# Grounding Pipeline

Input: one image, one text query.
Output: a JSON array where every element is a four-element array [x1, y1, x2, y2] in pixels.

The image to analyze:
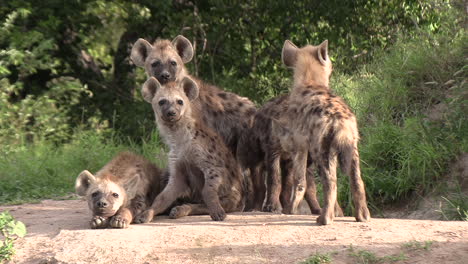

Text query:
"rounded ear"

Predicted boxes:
[[142, 77, 161, 103], [181, 76, 199, 101], [317, 40, 329, 65], [172, 35, 193, 63], [282, 40, 299, 68], [123, 173, 141, 192], [131, 38, 153, 67], [75, 170, 96, 196]]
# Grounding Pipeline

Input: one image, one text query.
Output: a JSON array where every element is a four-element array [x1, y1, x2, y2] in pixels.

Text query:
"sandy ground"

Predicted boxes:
[[1, 199, 467, 264]]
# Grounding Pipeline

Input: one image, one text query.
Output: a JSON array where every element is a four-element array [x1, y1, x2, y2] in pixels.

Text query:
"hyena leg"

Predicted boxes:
[[252, 164, 266, 211], [317, 152, 338, 225], [110, 207, 132, 228], [90, 215, 110, 229], [340, 145, 370, 222], [202, 169, 227, 221], [263, 152, 282, 213], [283, 150, 308, 214], [169, 203, 210, 219], [280, 159, 293, 213], [304, 166, 322, 215], [134, 175, 189, 224]]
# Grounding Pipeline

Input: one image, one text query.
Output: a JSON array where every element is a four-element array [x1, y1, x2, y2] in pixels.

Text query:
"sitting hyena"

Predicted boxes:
[[75, 152, 167, 228], [274, 39, 371, 225], [238, 95, 344, 216], [133, 76, 245, 223], [130, 35, 256, 156]]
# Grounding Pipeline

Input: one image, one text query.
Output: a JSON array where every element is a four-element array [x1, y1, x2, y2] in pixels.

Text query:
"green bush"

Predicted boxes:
[[0, 211, 26, 262]]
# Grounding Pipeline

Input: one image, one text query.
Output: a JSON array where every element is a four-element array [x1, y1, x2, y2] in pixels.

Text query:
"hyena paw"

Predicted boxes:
[[90, 216, 109, 229], [134, 209, 154, 224], [262, 202, 282, 213], [316, 214, 333, 226], [169, 206, 188, 219], [355, 207, 371, 222], [210, 208, 226, 221], [110, 215, 129, 228]]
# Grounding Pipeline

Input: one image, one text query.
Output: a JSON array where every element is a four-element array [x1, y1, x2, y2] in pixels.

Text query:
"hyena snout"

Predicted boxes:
[[159, 71, 171, 82], [161, 108, 180, 122], [96, 200, 109, 208]]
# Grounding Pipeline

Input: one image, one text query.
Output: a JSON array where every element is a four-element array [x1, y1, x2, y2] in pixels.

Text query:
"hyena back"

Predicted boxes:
[[134, 76, 245, 223], [131, 36, 256, 155], [277, 40, 370, 225], [75, 151, 167, 228]]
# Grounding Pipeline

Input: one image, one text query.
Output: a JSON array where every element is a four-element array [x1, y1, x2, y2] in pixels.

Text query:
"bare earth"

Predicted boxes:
[[2, 199, 467, 264]]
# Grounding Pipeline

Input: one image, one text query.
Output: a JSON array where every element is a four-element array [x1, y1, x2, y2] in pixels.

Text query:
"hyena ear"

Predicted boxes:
[[172, 35, 193, 63], [181, 76, 199, 101], [317, 40, 329, 65], [131, 38, 153, 67], [141, 77, 161, 103], [123, 173, 141, 192], [282, 40, 299, 68], [75, 170, 97, 196]]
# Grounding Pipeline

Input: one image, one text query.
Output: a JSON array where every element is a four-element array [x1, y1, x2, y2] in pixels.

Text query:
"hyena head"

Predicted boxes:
[[282, 40, 332, 87], [131, 35, 193, 85], [75, 170, 134, 217], [141, 76, 199, 125]]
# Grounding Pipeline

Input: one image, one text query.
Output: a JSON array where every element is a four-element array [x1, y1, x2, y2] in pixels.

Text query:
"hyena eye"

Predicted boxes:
[[158, 99, 167, 106], [170, 60, 177, 66], [112, 193, 119, 198], [177, 99, 184, 105], [91, 192, 99, 198], [151, 61, 161, 67]]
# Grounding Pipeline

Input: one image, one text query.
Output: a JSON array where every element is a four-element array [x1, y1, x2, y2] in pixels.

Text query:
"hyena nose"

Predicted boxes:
[[167, 110, 176, 117], [161, 72, 170, 80], [97, 201, 108, 208]]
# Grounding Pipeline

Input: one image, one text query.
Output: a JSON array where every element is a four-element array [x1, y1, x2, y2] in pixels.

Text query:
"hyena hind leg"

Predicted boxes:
[[169, 203, 210, 219], [339, 145, 370, 222]]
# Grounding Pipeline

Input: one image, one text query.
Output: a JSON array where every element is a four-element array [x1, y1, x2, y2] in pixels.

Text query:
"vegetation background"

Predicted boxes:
[[0, 0, 466, 220]]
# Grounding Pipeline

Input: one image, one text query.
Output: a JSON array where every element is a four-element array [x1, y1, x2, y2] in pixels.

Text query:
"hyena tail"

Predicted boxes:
[[338, 143, 371, 221]]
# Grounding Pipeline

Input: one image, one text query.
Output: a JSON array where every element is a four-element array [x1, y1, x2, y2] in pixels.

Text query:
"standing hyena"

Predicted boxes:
[[274, 39, 371, 225], [134, 76, 245, 223], [75, 152, 167, 228], [130, 35, 256, 156], [238, 95, 344, 216]]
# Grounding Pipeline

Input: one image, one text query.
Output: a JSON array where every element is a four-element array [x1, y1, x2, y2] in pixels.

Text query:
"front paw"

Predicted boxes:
[[133, 209, 154, 224], [210, 208, 226, 221], [90, 216, 109, 229], [110, 215, 129, 228], [263, 201, 282, 213]]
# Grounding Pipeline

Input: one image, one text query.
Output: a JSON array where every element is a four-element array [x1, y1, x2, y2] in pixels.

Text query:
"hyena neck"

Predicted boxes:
[[174, 67, 190, 83], [157, 114, 196, 149], [293, 68, 329, 89]]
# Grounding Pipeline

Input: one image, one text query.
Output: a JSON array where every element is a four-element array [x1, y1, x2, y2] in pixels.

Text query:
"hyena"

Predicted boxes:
[[274, 39, 371, 225], [134, 76, 245, 223], [75, 152, 167, 228], [238, 95, 344, 215], [130, 35, 256, 156]]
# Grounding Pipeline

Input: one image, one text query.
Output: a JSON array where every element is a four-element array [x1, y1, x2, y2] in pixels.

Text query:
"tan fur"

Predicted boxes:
[[131, 36, 256, 156], [75, 152, 166, 228], [278, 40, 370, 225], [134, 77, 245, 224]]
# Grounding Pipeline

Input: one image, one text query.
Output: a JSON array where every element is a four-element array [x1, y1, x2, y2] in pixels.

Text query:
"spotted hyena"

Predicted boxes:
[[75, 152, 167, 228], [274, 39, 371, 225], [238, 95, 344, 216], [130, 35, 256, 156], [133, 76, 245, 223]]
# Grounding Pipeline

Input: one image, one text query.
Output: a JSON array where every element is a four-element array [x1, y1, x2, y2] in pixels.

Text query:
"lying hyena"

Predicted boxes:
[[75, 152, 167, 228], [238, 95, 344, 216], [274, 39, 371, 225], [134, 76, 245, 223], [131, 35, 256, 156]]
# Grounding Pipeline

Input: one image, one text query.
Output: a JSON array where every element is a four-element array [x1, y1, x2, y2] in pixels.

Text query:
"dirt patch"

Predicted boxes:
[[2, 199, 467, 264]]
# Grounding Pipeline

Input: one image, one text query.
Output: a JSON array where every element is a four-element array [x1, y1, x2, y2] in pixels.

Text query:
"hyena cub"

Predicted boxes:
[[275, 39, 371, 225], [131, 35, 256, 156], [75, 152, 167, 228], [134, 76, 245, 223]]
